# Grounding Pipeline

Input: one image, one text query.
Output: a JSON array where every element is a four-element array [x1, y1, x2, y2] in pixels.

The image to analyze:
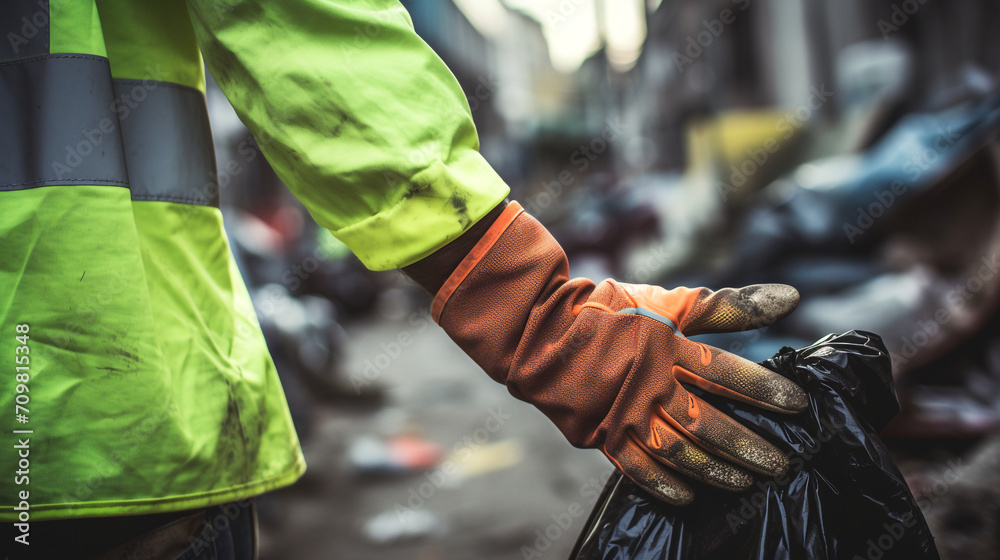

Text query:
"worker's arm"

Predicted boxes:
[[187, 0, 807, 505], [185, 0, 508, 270]]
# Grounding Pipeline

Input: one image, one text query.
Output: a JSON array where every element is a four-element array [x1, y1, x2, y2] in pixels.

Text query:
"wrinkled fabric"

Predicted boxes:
[[1, 0, 305, 522], [3, 0, 506, 521], [186, 0, 510, 269], [0, 190, 304, 521], [570, 331, 940, 560]]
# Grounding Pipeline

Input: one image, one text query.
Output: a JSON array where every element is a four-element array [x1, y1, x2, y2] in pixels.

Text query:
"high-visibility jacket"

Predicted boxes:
[[0, 0, 508, 521]]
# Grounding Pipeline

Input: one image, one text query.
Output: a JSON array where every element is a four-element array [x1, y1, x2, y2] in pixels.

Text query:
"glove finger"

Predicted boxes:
[[657, 393, 789, 477], [679, 284, 800, 336], [645, 414, 754, 491], [675, 341, 808, 414], [605, 435, 695, 506]]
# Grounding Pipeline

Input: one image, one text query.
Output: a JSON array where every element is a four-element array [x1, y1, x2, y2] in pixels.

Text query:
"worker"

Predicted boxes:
[[0, 0, 807, 558]]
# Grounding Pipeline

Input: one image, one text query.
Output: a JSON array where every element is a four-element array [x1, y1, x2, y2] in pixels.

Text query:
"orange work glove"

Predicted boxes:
[[430, 202, 808, 505]]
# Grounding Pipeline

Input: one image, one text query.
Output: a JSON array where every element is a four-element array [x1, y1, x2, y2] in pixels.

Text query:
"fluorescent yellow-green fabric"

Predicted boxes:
[[50, 0, 107, 57], [186, 0, 511, 270], [0, 190, 304, 521], [2, 0, 508, 520], [97, 0, 205, 91], [129, 202, 305, 511], [1, 0, 303, 521]]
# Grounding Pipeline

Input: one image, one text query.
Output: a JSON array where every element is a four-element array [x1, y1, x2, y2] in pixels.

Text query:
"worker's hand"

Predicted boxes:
[[431, 202, 807, 505]]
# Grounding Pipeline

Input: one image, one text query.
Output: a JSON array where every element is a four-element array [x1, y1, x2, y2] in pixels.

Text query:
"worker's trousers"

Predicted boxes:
[[4, 499, 257, 560]]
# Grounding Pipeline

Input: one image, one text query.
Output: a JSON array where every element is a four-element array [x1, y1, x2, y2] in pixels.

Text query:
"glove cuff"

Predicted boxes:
[[431, 201, 526, 323]]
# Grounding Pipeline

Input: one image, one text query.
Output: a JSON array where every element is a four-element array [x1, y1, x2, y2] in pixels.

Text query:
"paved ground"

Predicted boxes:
[[257, 286, 609, 560]]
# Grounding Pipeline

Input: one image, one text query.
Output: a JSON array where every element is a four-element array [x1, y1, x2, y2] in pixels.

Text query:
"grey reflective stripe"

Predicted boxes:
[[617, 307, 687, 339], [114, 79, 220, 207], [0, 55, 220, 207], [0, 54, 130, 191], [0, 0, 50, 60]]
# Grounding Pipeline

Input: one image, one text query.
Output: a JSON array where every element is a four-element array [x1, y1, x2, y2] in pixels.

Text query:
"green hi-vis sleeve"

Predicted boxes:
[[185, 0, 510, 270]]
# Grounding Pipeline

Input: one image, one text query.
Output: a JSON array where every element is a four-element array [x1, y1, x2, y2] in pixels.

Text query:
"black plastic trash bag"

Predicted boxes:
[[570, 331, 939, 560]]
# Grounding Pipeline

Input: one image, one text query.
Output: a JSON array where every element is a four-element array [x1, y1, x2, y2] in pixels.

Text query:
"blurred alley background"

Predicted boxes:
[[202, 0, 1000, 558]]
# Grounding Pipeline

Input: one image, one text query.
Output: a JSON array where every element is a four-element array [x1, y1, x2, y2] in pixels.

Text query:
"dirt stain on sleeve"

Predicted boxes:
[[449, 192, 471, 228]]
